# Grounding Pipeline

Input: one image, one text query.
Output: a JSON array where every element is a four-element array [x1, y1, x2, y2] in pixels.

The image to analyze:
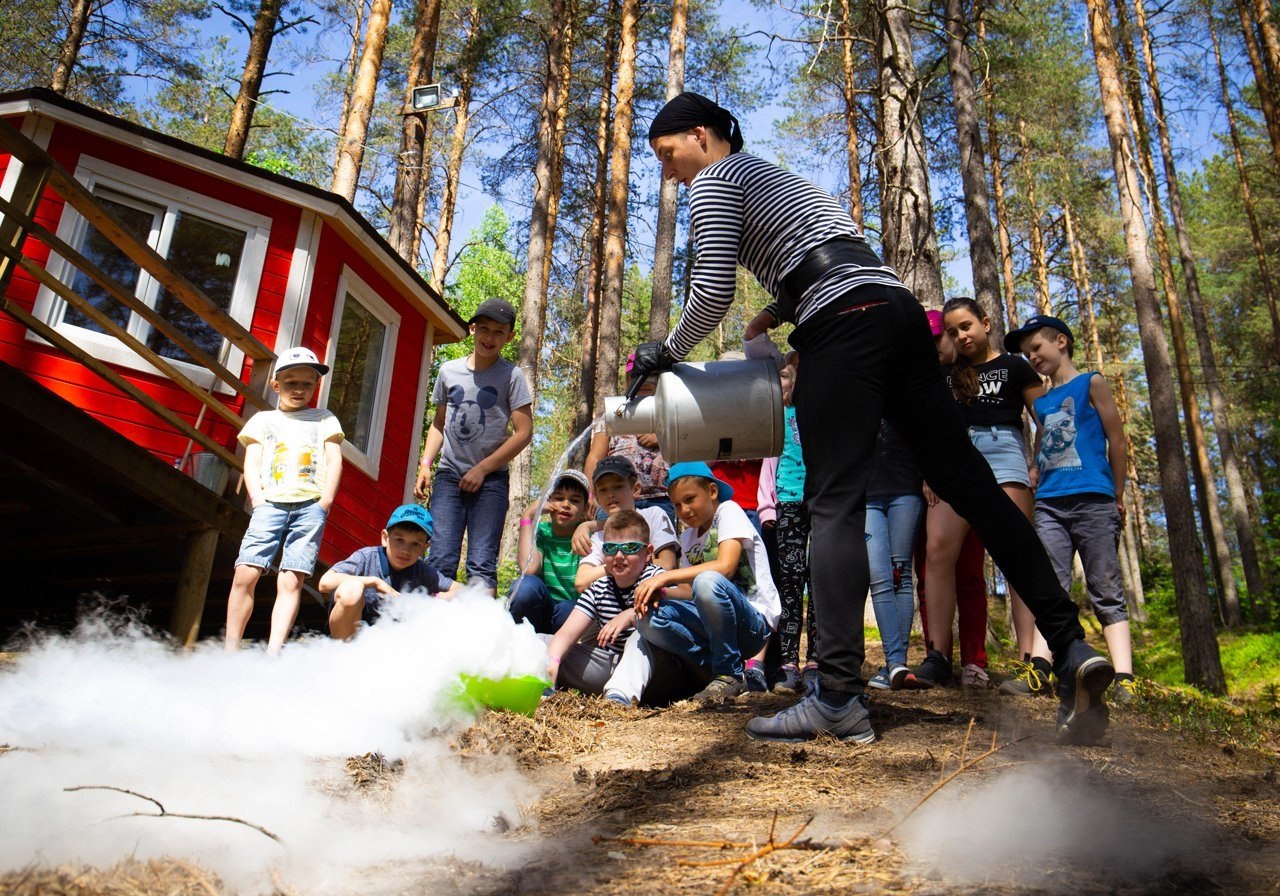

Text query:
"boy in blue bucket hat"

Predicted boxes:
[[631, 462, 781, 702], [320, 504, 461, 639]]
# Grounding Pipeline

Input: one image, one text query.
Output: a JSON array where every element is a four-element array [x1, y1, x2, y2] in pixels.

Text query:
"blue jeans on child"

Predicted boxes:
[[865, 493, 924, 670], [235, 498, 328, 574], [635, 572, 771, 679], [508, 574, 578, 634], [427, 467, 509, 588]]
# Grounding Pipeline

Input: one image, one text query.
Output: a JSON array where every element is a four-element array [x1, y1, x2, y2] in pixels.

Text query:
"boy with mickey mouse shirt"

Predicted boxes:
[[414, 298, 533, 592]]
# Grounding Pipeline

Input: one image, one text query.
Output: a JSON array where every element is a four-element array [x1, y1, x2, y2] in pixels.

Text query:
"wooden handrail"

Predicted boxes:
[[0, 192, 270, 411], [0, 119, 274, 364]]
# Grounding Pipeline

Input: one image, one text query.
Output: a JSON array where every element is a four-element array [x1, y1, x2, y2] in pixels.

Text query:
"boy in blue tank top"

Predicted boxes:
[[1008, 316, 1136, 703]]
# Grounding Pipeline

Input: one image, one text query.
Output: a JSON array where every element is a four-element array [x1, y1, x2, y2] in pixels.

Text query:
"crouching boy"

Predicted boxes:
[[632, 462, 780, 701], [320, 504, 460, 639], [546, 510, 663, 699]]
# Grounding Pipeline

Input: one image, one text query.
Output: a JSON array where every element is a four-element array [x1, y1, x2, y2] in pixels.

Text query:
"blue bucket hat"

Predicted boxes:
[[386, 504, 434, 538], [666, 461, 734, 502]]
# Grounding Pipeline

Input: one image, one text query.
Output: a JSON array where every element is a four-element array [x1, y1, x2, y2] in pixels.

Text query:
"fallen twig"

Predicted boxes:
[[881, 722, 1032, 838], [65, 785, 282, 844]]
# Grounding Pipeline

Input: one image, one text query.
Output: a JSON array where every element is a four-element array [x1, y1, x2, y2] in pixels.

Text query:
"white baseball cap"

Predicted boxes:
[[273, 347, 329, 377]]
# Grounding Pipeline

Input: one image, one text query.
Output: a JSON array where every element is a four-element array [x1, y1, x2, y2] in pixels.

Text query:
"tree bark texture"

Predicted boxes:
[[1087, 0, 1225, 694], [945, 0, 1003, 345], [873, 0, 945, 309], [977, 17, 1018, 332], [840, 0, 865, 229], [430, 5, 480, 291], [51, 0, 95, 93], [1131, 0, 1263, 614], [648, 0, 689, 341], [1016, 119, 1051, 316], [1209, 8, 1280, 362], [1232, 0, 1280, 173], [575, 0, 620, 435], [331, 0, 393, 202], [594, 0, 639, 411], [388, 0, 444, 263], [223, 0, 283, 160]]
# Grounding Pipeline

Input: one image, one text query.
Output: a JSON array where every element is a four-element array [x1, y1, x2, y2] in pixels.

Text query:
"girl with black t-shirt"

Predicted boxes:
[[916, 297, 1051, 692]]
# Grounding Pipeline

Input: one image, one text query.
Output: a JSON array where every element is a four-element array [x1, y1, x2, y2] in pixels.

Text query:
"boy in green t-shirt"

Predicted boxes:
[[508, 470, 590, 633]]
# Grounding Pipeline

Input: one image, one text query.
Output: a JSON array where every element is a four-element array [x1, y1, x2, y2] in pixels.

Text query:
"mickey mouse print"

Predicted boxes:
[[431, 356, 533, 475]]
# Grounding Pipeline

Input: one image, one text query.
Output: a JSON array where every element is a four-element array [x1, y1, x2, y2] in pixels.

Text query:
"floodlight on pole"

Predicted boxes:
[[405, 83, 457, 115]]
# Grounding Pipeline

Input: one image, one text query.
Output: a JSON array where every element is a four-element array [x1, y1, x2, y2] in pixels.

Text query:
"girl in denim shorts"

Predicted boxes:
[[915, 297, 1050, 692]]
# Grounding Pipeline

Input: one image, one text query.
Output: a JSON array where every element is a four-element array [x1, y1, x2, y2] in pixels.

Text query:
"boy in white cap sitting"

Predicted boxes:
[[224, 347, 344, 654], [321, 504, 462, 639]]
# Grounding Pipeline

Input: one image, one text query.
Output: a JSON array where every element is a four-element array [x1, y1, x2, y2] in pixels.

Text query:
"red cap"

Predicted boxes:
[[926, 309, 945, 337]]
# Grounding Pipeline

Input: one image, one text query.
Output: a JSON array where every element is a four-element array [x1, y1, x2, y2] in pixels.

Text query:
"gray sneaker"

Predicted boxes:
[[1056, 641, 1115, 746], [746, 692, 876, 743], [692, 674, 746, 702]]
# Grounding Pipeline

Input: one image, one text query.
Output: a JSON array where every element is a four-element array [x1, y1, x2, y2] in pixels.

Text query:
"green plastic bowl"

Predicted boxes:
[[447, 673, 550, 717]]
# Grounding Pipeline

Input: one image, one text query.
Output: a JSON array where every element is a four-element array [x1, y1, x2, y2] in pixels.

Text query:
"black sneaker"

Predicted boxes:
[[914, 648, 955, 688], [746, 692, 876, 743], [997, 658, 1053, 697], [691, 674, 746, 702], [773, 665, 802, 694], [1055, 641, 1115, 745]]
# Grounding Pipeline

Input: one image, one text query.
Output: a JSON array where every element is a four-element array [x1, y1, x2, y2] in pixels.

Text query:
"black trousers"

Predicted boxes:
[[789, 285, 1086, 695]]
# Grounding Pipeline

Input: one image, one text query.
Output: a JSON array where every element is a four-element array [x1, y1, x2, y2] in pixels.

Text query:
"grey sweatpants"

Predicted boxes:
[[1034, 495, 1129, 626]]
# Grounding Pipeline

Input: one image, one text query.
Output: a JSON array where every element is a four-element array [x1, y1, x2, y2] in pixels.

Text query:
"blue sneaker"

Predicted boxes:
[[773, 665, 802, 694], [604, 691, 632, 708], [867, 667, 892, 690], [746, 692, 876, 743], [744, 666, 769, 693]]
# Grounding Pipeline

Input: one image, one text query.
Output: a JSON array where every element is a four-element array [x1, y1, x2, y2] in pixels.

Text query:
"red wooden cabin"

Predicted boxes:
[[0, 88, 464, 642]]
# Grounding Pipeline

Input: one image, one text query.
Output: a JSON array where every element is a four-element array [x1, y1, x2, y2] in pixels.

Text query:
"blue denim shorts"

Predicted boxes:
[[969, 425, 1030, 487], [235, 499, 328, 574]]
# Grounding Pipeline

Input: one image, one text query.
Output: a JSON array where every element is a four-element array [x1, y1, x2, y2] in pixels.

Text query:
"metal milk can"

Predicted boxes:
[[602, 359, 783, 463]]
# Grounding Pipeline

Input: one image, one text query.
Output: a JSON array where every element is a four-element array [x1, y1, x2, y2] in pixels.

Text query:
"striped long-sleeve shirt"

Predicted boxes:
[[662, 153, 904, 360]]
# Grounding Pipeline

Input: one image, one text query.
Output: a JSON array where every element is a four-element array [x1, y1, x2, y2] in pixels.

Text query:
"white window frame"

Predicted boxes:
[[31, 156, 271, 393], [322, 265, 400, 479]]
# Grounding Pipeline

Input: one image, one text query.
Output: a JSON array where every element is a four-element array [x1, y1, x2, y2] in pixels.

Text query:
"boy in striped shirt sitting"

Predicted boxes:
[[545, 510, 663, 701]]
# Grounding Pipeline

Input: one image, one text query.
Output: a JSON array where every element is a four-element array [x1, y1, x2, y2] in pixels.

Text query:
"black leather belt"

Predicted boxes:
[[777, 236, 885, 323]]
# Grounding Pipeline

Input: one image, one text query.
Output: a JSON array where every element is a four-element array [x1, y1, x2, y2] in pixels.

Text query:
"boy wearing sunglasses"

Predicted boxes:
[[632, 462, 781, 702], [574, 456, 679, 591], [546, 510, 663, 699]]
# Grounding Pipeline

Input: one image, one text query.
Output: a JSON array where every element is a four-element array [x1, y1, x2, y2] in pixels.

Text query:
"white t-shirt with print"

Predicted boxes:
[[580, 506, 679, 568], [679, 499, 780, 629], [238, 408, 344, 503]]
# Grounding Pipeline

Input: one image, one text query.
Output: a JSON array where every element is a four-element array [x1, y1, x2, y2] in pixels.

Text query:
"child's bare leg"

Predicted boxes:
[[924, 500, 967, 657], [225, 564, 262, 650], [328, 579, 367, 640], [1102, 620, 1133, 675], [267, 570, 305, 655]]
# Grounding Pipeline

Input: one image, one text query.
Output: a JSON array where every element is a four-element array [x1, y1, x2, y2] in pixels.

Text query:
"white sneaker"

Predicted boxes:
[[961, 663, 991, 689]]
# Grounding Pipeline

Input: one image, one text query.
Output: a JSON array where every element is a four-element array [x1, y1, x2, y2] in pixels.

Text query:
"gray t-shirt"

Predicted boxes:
[[431, 357, 532, 475]]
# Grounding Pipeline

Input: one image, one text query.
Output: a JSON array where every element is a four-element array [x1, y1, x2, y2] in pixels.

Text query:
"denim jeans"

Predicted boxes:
[[865, 493, 924, 669], [508, 574, 578, 634], [634, 571, 772, 678], [235, 498, 328, 574], [790, 283, 1085, 695], [427, 467, 509, 588]]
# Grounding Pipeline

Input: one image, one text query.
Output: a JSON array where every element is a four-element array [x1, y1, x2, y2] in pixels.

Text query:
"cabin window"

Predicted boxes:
[[323, 267, 400, 477], [34, 157, 270, 390]]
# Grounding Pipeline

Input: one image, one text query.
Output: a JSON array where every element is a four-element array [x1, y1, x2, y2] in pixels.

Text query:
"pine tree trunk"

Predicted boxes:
[[1232, 0, 1280, 172], [1251, 0, 1280, 103], [1105, 318, 1151, 561], [430, 6, 479, 292], [333, 0, 367, 172], [1132, 0, 1264, 615], [388, 0, 444, 263], [51, 0, 95, 93], [946, 0, 1003, 344], [594, 0, 640, 412], [840, 0, 865, 229], [1209, 9, 1280, 362], [331, 0, 393, 201], [873, 0, 945, 309], [1115, 0, 1240, 626], [976, 18, 1017, 332], [575, 0, 620, 436], [1016, 119, 1052, 316], [1087, 0, 1225, 694], [223, 0, 283, 160], [647, 0, 688, 341]]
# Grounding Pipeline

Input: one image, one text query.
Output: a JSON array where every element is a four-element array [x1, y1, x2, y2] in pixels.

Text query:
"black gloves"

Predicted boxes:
[[625, 341, 675, 399]]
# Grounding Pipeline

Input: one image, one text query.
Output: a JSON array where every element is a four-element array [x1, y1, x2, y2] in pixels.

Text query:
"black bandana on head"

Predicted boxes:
[[647, 92, 744, 153]]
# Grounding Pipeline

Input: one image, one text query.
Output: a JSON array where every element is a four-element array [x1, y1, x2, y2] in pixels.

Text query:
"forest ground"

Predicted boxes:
[[3, 645, 1278, 895]]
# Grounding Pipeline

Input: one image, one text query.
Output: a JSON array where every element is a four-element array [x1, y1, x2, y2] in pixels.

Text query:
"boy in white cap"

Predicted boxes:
[[225, 347, 344, 654]]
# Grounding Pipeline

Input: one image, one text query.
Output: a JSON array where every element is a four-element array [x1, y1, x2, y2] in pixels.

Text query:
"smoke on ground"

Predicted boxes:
[[0, 590, 547, 894]]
